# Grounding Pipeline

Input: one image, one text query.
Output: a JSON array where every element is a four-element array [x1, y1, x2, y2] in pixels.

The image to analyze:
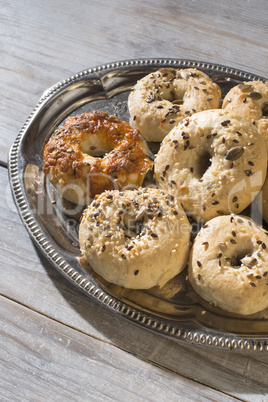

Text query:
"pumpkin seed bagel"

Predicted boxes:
[[154, 109, 267, 222], [128, 68, 221, 142], [188, 215, 268, 315], [222, 80, 268, 155]]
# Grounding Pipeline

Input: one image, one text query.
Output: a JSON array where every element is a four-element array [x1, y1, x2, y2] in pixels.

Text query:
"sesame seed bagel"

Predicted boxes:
[[188, 215, 268, 315], [79, 188, 191, 289], [128, 68, 221, 142], [43, 111, 153, 205], [154, 109, 267, 222], [222, 81, 268, 155]]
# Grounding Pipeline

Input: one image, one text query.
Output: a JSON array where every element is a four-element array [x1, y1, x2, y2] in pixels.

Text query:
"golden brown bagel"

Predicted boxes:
[[43, 111, 153, 205]]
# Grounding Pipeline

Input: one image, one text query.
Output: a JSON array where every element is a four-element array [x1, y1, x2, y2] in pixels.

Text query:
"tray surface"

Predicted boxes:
[[9, 58, 268, 352]]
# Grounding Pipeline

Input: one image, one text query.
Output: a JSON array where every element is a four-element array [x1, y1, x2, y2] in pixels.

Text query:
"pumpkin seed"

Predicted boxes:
[[247, 91, 262, 100], [238, 83, 252, 92], [225, 146, 244, 161]]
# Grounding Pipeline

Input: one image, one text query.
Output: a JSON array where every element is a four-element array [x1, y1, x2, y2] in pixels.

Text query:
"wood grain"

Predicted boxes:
[[2, 296, 236, 402], [1, 0, 268, 399], [1, 0, 268, 165]]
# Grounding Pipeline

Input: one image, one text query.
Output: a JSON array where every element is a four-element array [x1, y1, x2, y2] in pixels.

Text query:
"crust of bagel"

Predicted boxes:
[[128, 68, 221, 142], [79, 188, 191, 289], [154, 109, 267, 222], [43, 111, 153, 204], [188, 215, 268, 315], [222, 81, 268, 154]]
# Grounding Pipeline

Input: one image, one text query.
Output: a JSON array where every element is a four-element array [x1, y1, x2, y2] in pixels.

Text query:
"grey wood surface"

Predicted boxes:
[[1, 0, 268, 400]]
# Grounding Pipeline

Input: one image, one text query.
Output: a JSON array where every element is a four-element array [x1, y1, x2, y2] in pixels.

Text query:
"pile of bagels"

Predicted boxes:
[[43, 67, 268, 316]]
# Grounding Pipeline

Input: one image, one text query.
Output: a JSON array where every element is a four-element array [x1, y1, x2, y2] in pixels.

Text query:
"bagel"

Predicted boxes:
[[188, 215, 268, 315], [256, 175, 268, 225], [43, 111, 153, 205], [79, 188, 191, 289], [154, 109, 267, 222], [128, 67, 221, 142], [222, 80, 268, 155]]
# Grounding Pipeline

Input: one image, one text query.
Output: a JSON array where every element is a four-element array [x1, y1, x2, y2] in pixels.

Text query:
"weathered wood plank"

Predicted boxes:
[[2, 166, 268, 400], [1, 0, 268, 398], [1, 0, 267, 164], [0, 296, 237, 402]]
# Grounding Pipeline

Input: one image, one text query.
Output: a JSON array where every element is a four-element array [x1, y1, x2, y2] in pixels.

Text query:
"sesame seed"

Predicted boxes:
[[134, 270, 139, 275], [250, 282, 257, 287], [197, 260, 202, 267]]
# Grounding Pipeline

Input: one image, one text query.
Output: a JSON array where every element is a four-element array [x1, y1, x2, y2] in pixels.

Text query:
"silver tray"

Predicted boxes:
[[9, 58, 268, 352]]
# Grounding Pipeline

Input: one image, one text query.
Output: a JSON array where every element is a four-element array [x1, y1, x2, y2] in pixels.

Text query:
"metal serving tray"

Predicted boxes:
[[9, 58, 268, 352]]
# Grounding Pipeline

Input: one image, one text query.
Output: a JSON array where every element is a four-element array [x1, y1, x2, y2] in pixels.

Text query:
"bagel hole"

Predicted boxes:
[[86, 146, 113, 158], [230, 250, 254, 268], [122, 212, 146, 237], [170, 89, 185, 104], [262, 102, 268, 118], [83, 136, 114, 158], [196, 151, 212, 179]]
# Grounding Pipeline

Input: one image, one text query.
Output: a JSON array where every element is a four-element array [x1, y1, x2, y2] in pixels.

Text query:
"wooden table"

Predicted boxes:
[[1, 0, 268, 400]]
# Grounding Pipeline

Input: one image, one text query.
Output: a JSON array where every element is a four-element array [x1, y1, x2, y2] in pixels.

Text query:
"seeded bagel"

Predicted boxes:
[[154, 109, 267, 222], [188, 215, 268, 315], [43, 111, 153, 205], [222, 81, 268, 155], [128, 68, 221, 142], [79, 188, 191, 289]]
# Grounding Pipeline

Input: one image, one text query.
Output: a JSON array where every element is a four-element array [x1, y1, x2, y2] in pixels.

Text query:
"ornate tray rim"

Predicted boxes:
[[8, 58, 268, 353]]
